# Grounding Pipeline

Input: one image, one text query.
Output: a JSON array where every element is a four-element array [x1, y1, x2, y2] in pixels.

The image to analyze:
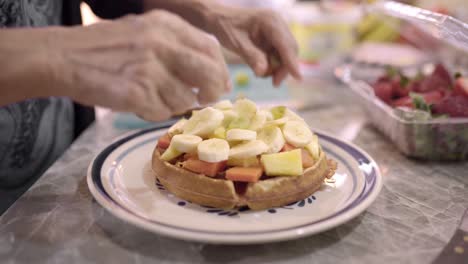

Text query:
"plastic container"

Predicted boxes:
[[337, 62, 468, 160], [335, 1, 468, 160]]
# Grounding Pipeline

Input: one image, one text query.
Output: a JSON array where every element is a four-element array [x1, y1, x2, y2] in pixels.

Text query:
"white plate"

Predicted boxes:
[[87, 127, 382, 244]]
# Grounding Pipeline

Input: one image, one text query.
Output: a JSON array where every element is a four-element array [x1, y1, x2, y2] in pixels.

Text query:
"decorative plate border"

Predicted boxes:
[[87, 126, 382, 242]]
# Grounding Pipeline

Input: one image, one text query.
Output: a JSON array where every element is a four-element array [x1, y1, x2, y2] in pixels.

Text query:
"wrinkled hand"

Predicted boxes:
[[205, 7, 301, 86], [49, 10, 229, 121]]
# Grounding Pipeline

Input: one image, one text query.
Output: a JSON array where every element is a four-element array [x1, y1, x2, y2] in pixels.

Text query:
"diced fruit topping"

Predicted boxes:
[[183, 158, 227, 177], [212, 127, 226, 139], [171, 134, 202, 153], [226, 167, 263, 183], [183, 107, 224, 137], [257, 125, 285, 154], [167, 118, 186, 137], [221, 110, 239, 127], [197, 138, 229, 163], [248, 111, 267, 131], [229, 140, 268, 159], [282, 121, 313, 147], [227, 156, 261, 167], [213, 100, 233, 110], [226, 129, 257, 141], [270, 106, 286, 119], [261, 149, 303, 176], [301, 149, 315, 168], [160, 145, 182, 162], [157, 134, 171, 150], [305, 134, 320, 160]]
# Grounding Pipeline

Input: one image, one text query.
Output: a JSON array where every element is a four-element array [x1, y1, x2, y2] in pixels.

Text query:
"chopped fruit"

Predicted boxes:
[[212, 127, 226, 139], [167, 118, 187, 137], [433, 95, 468, 117], [171, 134, 202, 153], [227, 156, 260, 167], [226, 129, 256, 141], [213, 100, 233, 110], [270, 106, 286, 119], [197, 138, 230, 163], [258, 125, 285, 154], [282, 121, 313, 147], [157, 134, 171, 149], [305, 134, 320, 160], [235, 71, 250, 87], [392, 90, 443, 108], [221, 110, 238, 127], [301, 149, 315, 168], [183, 158, 227, 177], [373, 82, 393, 104], [261, 149, 303, 176], [161, 145, 182, 162], [229, 140, 268, 159], [226, 167, 263, 183], [183, 107, 224, 137], [281, 143, 295, 152], [454, 77, 468, 99]]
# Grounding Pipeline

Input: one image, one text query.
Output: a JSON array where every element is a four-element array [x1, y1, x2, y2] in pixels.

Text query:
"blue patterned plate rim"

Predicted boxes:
[[87, 126, 382, 242]]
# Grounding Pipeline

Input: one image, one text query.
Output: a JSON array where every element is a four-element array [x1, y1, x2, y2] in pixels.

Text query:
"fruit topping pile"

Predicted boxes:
[[372, 64, 468, 117], [156, 99, 322, 183]]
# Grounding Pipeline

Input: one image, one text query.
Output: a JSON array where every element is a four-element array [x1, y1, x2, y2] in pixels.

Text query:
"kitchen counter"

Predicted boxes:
[[1, 80, 467, 264]]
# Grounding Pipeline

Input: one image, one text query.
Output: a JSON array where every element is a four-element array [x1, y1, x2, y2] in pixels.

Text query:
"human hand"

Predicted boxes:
[[48, 10, 230, 121], [204, 6, 301, 86]]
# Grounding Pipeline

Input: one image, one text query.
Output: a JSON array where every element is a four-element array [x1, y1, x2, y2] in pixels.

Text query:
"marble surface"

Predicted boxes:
[[1, 80, 468, 264]]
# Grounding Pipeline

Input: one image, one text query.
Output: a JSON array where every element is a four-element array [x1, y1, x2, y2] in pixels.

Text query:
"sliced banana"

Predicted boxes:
[[282, 120, 313, 147], [226, 129, 257, 141], [266, 117, 289, 126], [261, 109, 274, 121], [305, 134, 320, 160], [249, 111, 267, 131], [183, 107, 224, 137], [160, 145, 182, 162], [213, 100, 233, 110], [222, 110, 239, 127], [257, 125, 285, 153], [229, 140, 268, 159], [234, 98, 257, 115], [171, 134, 202, 153], [167, 118, 187, 137], [197, 138, 230, 162]]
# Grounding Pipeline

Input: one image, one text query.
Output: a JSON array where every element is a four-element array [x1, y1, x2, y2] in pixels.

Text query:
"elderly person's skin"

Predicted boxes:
[[0, 0, 300, 122]]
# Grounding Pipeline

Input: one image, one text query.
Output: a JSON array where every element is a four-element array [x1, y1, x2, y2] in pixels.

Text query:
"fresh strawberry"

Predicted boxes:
[[433, 95, 468, 117], [392, 90, 444, 108], [373, 82, 393, 103], [453, 77, 468, 99]]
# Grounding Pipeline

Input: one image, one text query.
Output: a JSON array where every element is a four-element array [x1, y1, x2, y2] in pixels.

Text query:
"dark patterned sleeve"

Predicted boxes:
[[84, 0, 144, 19]]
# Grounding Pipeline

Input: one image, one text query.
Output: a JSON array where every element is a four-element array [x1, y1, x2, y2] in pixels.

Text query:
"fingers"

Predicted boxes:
[[272, 66, 289, 87], [157, 43, 226, 104], [159, 76, 198, 115], [237, 36, 269, 77], [269, 23, 302, 81]]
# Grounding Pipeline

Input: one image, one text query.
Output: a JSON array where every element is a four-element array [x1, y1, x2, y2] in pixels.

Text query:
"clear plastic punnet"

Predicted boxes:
[[337, 1, 468, 160]]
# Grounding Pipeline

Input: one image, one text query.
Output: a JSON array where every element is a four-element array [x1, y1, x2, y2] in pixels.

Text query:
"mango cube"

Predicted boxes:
[[261, 149, 303, 176]]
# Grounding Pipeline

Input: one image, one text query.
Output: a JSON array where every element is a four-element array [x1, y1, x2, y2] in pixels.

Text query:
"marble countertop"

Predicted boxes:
[[1, 80, 467, 264]]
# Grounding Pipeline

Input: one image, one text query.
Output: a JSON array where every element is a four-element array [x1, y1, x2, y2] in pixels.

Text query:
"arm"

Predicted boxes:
[[0, 28, 58, 106], [0, 12, 229, 120]]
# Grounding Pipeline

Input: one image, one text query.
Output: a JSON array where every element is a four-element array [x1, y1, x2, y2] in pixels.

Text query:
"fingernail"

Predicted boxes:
[[255, 61, 266, 75]]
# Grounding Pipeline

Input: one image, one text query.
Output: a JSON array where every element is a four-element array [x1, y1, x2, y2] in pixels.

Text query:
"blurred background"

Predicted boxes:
[[80, 0, 468, 127]]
